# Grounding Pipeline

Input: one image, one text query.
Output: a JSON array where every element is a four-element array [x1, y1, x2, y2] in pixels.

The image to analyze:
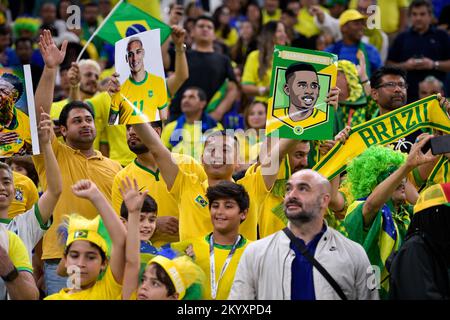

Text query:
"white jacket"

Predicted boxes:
[[229, 226, 379, 300]]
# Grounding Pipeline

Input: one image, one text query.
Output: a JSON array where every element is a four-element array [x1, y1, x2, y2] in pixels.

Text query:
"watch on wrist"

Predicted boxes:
[[434, 61, 440, 70], [175, 43, 187, 53], [1, 266, 19, 282]]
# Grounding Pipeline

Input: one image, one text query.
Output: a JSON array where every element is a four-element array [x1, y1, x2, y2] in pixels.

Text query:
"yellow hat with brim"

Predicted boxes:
[[150, 255, 187, 300], [66, 215, 111, 257], [339, 9, 367, 27], [414, 182, 450, 214]]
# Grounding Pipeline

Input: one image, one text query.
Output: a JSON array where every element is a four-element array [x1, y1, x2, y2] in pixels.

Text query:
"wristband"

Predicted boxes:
[[433, 61, 440, 70], [1, 266, 19, 282]]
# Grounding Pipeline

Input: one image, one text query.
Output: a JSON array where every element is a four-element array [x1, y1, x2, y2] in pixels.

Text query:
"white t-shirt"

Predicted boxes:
[[2, 204, 52, 261]]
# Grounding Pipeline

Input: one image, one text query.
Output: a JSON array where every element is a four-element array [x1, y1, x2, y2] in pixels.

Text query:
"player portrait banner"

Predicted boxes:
[[266, 46, 338, 140], [109, 29, 168, 125], [313, 95, 450, 180], [0, 65, 39, 158]]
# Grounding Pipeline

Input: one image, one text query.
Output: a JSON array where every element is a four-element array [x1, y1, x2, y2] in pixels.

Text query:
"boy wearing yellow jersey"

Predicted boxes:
[[0, 75, 32, 157], [184, 181, 251, 300], [110, 37, 168, 125]]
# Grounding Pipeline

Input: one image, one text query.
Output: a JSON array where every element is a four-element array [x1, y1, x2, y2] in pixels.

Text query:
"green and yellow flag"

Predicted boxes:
[[96, 0, 171, 45], [313, 95, 450, 180]]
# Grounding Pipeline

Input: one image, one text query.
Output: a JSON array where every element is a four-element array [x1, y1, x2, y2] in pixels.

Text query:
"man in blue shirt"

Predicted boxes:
[[387, 0, 450, 103], [325, 9, 382, 78]]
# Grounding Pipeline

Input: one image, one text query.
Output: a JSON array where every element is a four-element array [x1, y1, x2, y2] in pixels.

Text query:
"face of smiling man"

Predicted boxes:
[[284, 70, 320, 122]]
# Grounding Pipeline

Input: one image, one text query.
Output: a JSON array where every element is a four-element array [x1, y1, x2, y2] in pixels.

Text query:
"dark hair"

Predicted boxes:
[[5, 156, 39, 187], [406, 205, 450, 267], [282, 8, 297, 18], [14, 37, 33, 48], [206, 181, 250, 213], [0, 24, 11, 36], [125, 120, 162, 132], [285, 62, 317, 82], [65, 241, 107, 263], [204, 130, 240, 149], [0, 73, 24, 101], [244, 101, 267, 129], [194, 15, 215, 28], [257, 21, 280, 79], [149, 263, 176, 296], [409, 0, 433, 15], [184, 86, 207, 102], [59, 100, 95, 127], [120, 194, 158, 220], [213, 5, 231, 40], [370, 66, 407, 89]]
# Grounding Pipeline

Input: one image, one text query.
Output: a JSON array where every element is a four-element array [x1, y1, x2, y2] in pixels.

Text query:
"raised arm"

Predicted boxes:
[[363, 136, 438, 226], [166, 26, 188, 97], [120, 177, 149, 300], [36, 108, 62, 224], [35, 29, 67, 120], [131, 123, 179, 190], [67, 62, 81, 101], [71, 180, 127, 284]]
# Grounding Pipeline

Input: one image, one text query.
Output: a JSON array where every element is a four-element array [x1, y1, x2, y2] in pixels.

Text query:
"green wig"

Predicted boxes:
[[345, 145, 406, 200], [13, 17, 41, 39]]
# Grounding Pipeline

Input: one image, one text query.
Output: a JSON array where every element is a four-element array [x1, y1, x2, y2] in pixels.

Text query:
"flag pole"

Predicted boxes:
[[76, 0, 125, 62]]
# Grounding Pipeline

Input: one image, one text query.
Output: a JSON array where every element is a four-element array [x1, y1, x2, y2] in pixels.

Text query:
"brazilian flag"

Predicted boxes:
[[96, 0, 171, 45]]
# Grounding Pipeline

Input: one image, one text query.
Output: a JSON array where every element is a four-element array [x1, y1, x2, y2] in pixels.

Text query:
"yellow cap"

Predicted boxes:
[[414, 183, 450, 214], [150, 255, 187, 300], [66, 215, 110, 256], [339, 9, 366, 27]]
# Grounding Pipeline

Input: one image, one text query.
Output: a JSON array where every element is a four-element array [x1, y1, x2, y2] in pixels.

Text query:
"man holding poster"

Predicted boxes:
[[110, 31, 168, 125]]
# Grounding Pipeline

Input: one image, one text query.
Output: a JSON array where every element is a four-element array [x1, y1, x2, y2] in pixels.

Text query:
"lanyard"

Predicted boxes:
[[209, 233, 241, 299]]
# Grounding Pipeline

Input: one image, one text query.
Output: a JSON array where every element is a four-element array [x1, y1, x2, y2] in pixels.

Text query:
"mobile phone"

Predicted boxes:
[[53, 119, 60, 126], [421, 135, 450, 155]]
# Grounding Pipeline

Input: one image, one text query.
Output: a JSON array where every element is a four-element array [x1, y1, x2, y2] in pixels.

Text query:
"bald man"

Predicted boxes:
[[229, 170, 379, 300]]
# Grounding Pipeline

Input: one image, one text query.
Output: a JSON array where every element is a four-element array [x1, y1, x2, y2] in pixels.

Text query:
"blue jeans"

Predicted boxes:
[[44, 260, 67, 296]]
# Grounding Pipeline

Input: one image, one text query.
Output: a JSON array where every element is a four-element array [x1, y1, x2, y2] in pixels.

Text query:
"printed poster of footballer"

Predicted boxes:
[[266, 45, 338, 140], [0, 65, 39, 157], [109, 29, 168, 125]]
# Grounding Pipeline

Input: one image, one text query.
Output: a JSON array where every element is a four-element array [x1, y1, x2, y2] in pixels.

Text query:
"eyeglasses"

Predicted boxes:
[[376, 82, 408, 89]]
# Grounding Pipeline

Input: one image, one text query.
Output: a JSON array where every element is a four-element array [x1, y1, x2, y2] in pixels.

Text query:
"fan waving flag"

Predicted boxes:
[[96, 0, 171, 45]]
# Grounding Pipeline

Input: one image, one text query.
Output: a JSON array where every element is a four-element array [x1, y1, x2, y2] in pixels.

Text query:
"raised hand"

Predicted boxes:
[[108, 72, 121, 96], [38, 107, 52, 144], [356, 49, 368, 81], [0, 130, 19, 146], [406, 135, 439, 169], [171, 25, 186, 47], [72, 179, 101, 200], [325, 86, 341, 109], [118, 177, 148, 214], [38, 29, 68, 69], [334, 125, 351, 144], [437, 93, 450, 117], [68, 62, 81, 87]]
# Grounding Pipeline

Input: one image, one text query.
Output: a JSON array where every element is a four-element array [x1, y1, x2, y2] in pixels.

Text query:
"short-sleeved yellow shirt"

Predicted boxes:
[[33, 136, 122, 260], [241, 50, 272, 103], [111, 154, 207, 247], [262, 9, 282, 24], [0, 108, 32, 157], [110, 72, 168, 125], [7, 230, 33, 273], [44, 266, 122, 300]]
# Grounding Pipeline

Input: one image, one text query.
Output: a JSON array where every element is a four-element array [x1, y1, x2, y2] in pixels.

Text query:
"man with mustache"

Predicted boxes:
[[274, 62, 328, 130], [110, 36, 168, 125], [229, 169, 378, 300], [0, 74, 32, 157]]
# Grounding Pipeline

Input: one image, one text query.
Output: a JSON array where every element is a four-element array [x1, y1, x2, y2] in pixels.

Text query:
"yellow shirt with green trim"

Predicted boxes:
[[161, 120, 224, 161], [215, 28, 239, 48], [8, 171, 39, 219], [0, 108, 32, 157], [410, 155, 450, 189], [50, 92, 111, 151], [183, 234, 251, 300], [273, 107, 327, 131], [241, 50, 272, 103], [262, 9, 282, 24], [170, 163, 269, 241], [44, 266, 122, 300], [33, 135, 122, 260], [111, 154, 207, 247], [111, 71, 168, 125], [101, 124, 135, 167], [294, 7, 329, 38]]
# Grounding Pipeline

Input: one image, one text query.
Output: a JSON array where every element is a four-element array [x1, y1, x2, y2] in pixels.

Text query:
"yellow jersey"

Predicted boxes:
[[215, 28, 239, 48], [33, 136, 122, 260], [241, 50, 272, 103], [170, 163, 269, 241], [262, 9, 282, 24], [0, 108, 32, 157], [294, 7, 328, 38], [161, 120, 224, 161], [184, 234, 250, 300], [273, 107, 328, 131], [8, 171, 39, 219], [111, 154, 207, 247], [110, 72, 168, 125], [44, 266, 122, 300]]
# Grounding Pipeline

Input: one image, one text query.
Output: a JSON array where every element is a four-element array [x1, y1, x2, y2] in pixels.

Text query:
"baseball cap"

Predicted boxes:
[[339, 9, 366, 27], [413, 182, 450, 214]]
